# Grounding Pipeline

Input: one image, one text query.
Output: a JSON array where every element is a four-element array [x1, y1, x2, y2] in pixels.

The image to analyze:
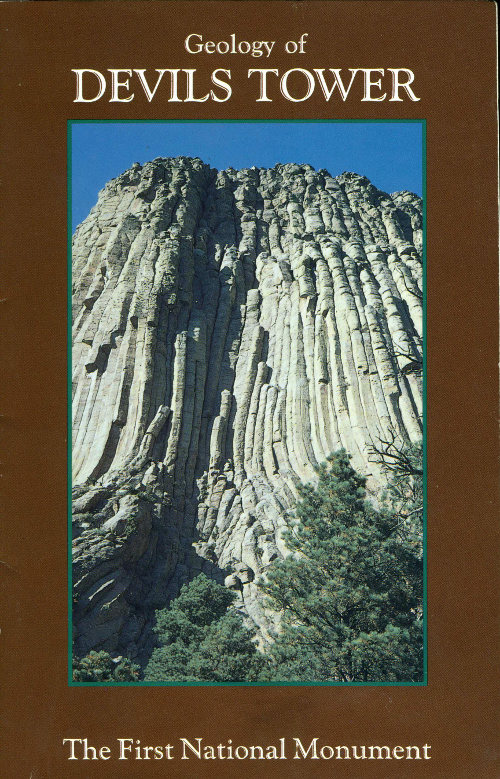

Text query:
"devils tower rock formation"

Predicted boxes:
[[72, 157, 423, 660]]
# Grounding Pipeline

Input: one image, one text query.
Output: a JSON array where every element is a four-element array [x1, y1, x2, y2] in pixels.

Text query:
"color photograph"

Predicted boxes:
[[70, 120, 425, 685]]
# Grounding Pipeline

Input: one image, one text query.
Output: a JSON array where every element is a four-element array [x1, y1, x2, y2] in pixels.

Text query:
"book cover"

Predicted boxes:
[[0, 1, 498, 775]]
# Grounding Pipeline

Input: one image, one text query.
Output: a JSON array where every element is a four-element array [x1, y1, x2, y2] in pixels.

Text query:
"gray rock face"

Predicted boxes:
[[72, 158, 423, 659]]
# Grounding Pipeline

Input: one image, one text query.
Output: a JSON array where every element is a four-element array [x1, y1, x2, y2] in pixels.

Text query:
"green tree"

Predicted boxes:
[[144, 574, 265, 682], [261, 451, 423, 683], [73, 650, 140, 682]]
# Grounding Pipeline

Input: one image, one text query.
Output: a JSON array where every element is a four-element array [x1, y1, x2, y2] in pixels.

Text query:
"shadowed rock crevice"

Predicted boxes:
[[72, 157, 423, 660]]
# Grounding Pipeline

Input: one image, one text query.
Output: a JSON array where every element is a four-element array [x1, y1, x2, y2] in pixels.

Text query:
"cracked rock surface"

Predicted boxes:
[[72, 158, 423, 660]]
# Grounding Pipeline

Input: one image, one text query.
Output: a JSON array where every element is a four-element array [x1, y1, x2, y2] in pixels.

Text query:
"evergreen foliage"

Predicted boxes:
[[261, 450, 423, 683], [72, 650, 140, 682], [144, 574, 265, 682]]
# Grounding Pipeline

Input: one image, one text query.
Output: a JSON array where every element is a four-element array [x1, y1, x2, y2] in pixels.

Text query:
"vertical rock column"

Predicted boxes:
[[72, 160, 423, 658]]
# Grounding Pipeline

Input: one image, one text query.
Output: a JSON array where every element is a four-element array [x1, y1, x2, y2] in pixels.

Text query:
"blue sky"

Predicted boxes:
[[70, 121, 423, 231]]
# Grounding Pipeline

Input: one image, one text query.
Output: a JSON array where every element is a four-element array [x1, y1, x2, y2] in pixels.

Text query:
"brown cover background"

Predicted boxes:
[[0, 1, 498, 776]]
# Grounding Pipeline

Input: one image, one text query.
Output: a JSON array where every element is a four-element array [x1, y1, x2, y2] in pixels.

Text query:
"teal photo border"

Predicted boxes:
[[68, 119, 427, 687]]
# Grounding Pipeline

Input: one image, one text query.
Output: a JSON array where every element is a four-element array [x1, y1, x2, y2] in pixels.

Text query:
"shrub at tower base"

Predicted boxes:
[[143, 574, 266, 682]]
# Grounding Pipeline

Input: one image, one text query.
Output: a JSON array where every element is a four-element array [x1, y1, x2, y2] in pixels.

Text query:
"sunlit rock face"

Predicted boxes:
[[71, 158, 423, 659]]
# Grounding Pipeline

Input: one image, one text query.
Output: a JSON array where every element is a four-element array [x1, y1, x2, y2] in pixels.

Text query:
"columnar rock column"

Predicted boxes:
[[72, 158, 423, 659]]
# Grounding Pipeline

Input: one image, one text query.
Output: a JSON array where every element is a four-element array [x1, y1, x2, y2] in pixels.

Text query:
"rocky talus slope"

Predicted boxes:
[[72, 158, 423, 660]]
